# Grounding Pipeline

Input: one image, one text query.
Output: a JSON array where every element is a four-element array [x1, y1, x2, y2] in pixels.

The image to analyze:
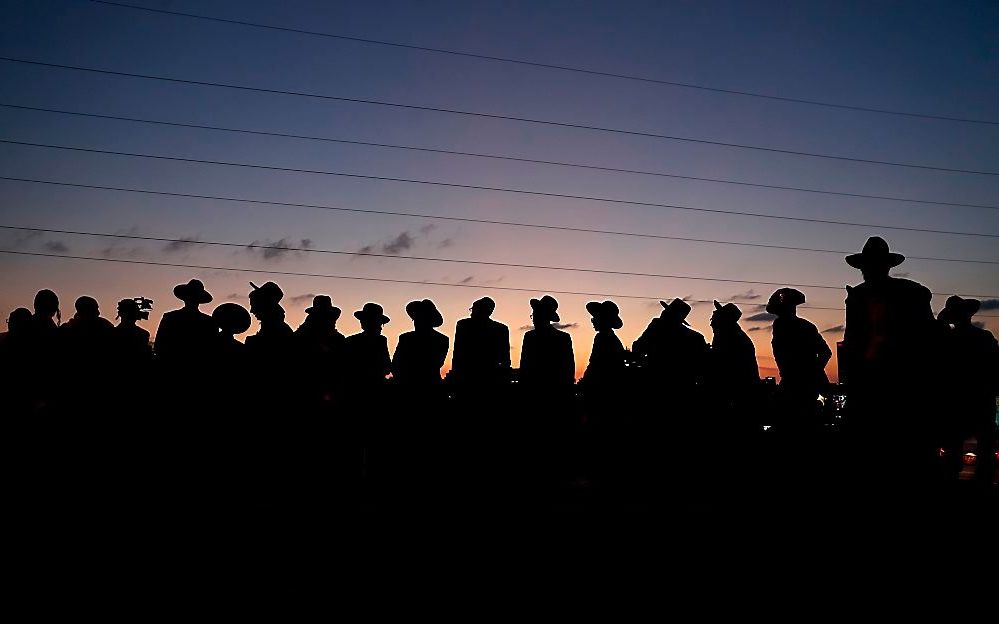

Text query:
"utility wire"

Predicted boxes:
[[87, 0, 999, 127], [4, 139, 996, 238], [4, 102, 996, 211], [2, 56, 996, 177], [2, 175, 996, 266], [3, 223, 997, 300]]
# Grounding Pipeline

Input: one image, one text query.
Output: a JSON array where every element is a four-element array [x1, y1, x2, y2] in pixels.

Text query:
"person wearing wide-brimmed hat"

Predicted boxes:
[[581, 300, 626, 388], [154, 278, 217, 363], [519, 295, 575, 389], [451, 297, 511, 387], [707, 300, 759, 410], [113, 298, 153, 366], [245, 281, 294, 356], [633, 298, 709, 388], [766, 288, 831, 432], [935, 295, 998, 484], [841, 236, 937, 483], [392, 299, 449, 386], [294, 295, 346, 403], [344, 302, 392, 386]]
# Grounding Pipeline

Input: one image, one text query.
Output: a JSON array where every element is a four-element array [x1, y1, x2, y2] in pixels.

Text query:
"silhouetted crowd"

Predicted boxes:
[[1, 237, 996, 513]]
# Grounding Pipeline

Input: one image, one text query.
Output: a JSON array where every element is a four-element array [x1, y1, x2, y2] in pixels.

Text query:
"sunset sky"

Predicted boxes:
[[1, 0, 997, 380]]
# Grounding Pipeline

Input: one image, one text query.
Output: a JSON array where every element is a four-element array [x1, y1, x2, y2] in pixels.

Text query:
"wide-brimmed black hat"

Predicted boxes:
[[213, 302, 251, 335], [846, 236, 905, 270], [765, 288, 806, 314], [248, 281, 284, 312], [174, 279, 213, 304], [305, 295, 341, 320], [660, 298, 692, 325], [586, 300, 623, 330], [406, 299, 444, 328], [938, 295, 980, 322], [354, 302, 390, 325], [530, 295, 560, 323], [712, 300, 742, 323]]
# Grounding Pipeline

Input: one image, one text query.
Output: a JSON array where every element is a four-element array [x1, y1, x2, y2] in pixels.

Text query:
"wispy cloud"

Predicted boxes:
[[245, 237, 313, 261], [288, 293, 317, 306], [43, 240, 69, 253], [729, 289, 762, 300], [980, 299, 999, 311], [458, 276, 474, 284], [419, 223, 437, 235], [519, 321, 580, 331], [747, 324, 773, 333], [163, 236, 200, 253], [891, 271, 910, 278], [822, 325, 845, 334], [224, 292, 244, 300], [972, 321, 985, 329], [438, 237, 454, 249], [381, 232, 414, 255], [745, 312, 776, 322]]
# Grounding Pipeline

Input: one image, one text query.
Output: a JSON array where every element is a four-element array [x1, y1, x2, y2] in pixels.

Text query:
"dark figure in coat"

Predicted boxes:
[[344, 303, 392, 387], [767, 288, 831, 432], [245, 281, 295, 359], [451, 297, 511, 387], [519, 295, 575, 390], [936, 296, 998, 485], [707, 300, 760, 429], [112, 298, 152, 366], [61, 296, 115, 400], [154, 279, 217, 364], [632, 298, 708, 391], [582, 300, 626, 389], [295, 295, 346, 404], [841, 237, 937, 482], [392, 299, 449, 387], [0, 308, 33, 414], [213, 302, 251, 362], [708, 301, 759, 394], [24, 289, 61, 412]]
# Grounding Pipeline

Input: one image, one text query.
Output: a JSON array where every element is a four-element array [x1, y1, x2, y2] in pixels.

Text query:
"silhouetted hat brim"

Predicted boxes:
[[306, 304, 341, 318], [355, 310, 390, 324], [940, 296, 980, 320], [846, 251, 905, 269], [660, 299, 691, 325], [174, 282, 213, 304], [530, 298, 560, 322], [586, 301, 623, 329]]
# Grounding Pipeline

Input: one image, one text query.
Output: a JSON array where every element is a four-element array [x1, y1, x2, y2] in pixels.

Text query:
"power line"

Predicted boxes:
[[4, 223, 997, 300], [2, 175, 997, 266], [2, 56, 997, 177], [4, 249, 998, 318], [0, 247, 845, 312], [87, 0, 999, 127], [5, 138, 997, 239], [4, 102, 997, 212]]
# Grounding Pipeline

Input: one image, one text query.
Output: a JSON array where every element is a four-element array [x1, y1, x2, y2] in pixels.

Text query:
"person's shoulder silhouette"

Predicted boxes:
[[520, 295, 574, 387], [452, 297, 510, 385], [393, 299, 449, 385], [155, 279, 216, 361], [345, 302, 392, 385]]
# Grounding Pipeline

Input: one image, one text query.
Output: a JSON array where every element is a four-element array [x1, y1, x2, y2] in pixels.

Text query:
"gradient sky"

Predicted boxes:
[[2, 0, 998, 380]]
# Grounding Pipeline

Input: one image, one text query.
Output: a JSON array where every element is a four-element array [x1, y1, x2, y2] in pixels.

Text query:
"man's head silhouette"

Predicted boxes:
[[659, 298, 692, 325], [74, 296, 100, 320], [470, 297, 495, 319], [354, 302, 390, 334], [846, 237, 905, 283], [33, 289, 59, 319]]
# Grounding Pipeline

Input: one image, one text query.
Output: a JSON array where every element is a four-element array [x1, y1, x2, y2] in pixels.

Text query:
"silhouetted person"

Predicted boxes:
[[707, 300, 760, 429], [344, 303, 392, 387], [295, 295, 346, 405], [245, 281, 295, 358], [0, 308, 33, 414], [154, 279, 216, 364], [582, 300, 626, 388], [60, 295, 115, 393], [632, 298, 708, 390], [451, 297, 511, 387], [936, 296, 998, 486], [393, 299, 449, 386], [767, 288, 831, 432], [519, 295, 575, 492], [841, 237, 936, 485], [24, 289, 61, 413], [112, 298, 152, 366], [520, 295, 575, 389], [213, 302, 252, 360]]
